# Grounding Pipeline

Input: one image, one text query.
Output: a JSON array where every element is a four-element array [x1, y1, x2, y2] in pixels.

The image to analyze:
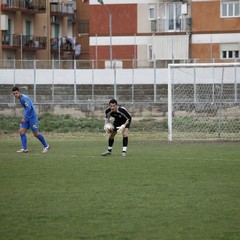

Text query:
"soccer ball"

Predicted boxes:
[[105, 123, 114, 133]]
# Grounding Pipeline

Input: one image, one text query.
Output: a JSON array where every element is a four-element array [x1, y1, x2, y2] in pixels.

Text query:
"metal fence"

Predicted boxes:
[[0, 58, 239, 70], [1, 59, 239, 105]]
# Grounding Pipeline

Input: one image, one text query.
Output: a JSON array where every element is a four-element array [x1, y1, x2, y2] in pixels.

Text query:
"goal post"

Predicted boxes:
[[168, 62, 240, 141]]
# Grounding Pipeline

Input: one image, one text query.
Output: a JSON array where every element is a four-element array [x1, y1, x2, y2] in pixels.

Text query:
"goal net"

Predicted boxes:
[[168, 63, 240, 141]]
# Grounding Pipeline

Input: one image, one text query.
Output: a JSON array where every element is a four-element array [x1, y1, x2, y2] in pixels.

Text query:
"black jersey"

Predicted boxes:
[[105, 107, 132, 127]]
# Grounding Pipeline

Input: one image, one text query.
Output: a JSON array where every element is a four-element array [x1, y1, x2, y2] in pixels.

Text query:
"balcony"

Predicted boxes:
[[151, 17, 192, 33], [2, 34, 47, 51], [1, 0, 46, 13], [50, 2, 75, 17], [51, 37, 76, 59]]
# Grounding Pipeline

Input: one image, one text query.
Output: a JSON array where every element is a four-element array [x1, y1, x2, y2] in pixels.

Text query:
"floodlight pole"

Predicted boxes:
[[98, 0, 112, 68]]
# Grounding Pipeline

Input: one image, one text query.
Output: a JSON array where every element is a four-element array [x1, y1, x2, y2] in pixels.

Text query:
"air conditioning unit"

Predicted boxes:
[[181, 4, 188, 15], [1, 15, 8, 30], [186, 18, 192, 25]]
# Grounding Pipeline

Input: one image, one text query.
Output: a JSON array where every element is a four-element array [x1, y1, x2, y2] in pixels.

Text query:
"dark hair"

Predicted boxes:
[[12, 86, 19, 92], [109, 99, 117, 105]]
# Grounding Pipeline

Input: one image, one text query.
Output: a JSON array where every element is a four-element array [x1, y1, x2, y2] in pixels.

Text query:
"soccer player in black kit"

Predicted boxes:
[[101, 99, 132, 157]]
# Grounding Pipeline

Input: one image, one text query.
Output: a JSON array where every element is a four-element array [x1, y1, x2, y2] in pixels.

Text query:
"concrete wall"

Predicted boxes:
[[0, 102, 168, 119]]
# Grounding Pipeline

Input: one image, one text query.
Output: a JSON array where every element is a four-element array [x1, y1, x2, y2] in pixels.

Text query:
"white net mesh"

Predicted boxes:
[[168, 63, 240, 141]]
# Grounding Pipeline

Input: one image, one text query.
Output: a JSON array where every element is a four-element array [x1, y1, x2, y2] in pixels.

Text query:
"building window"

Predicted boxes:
[[222, 50, 239, 59], [221, 43, 239, 59], [149, 4, 155, 20], [221, 1, 240, 17], [166, 2, 182, 31], [77, 20, 89, 34]]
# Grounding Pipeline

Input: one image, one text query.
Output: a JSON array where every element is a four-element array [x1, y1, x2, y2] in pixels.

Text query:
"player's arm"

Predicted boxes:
[[103, 109, 111, 132], [22, 98, 32, 121], [104, 118, 108, 125], [124, 119, 129, 127], [104, 109, 112, 123], [120, 108, 132, 127], [117, 108, 131, 132]]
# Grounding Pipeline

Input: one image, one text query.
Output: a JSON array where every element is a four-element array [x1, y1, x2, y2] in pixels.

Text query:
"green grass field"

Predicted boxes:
[[0, 133, 240, 240]]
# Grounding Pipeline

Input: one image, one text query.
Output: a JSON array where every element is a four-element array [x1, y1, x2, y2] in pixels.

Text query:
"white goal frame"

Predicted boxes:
[[168, 62, 240, 141]]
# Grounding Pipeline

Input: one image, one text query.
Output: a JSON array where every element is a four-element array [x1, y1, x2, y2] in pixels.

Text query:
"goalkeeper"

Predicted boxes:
[[101, 99, 132, 157]]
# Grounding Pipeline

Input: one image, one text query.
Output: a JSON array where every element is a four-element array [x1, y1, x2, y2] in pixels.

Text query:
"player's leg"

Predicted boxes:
[[17, 127, 28, 153], [30, 118, 50, 153], [101, 131, 117, 156], [121, 128, 129, 157]]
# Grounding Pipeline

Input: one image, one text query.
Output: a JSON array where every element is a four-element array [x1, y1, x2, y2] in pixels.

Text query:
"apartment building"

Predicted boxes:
[[0, 0, 78, 64], [0, 0, 239, 66]]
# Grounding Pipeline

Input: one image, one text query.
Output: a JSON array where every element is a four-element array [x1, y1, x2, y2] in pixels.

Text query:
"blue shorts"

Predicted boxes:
[[20, 117, 39, 132]]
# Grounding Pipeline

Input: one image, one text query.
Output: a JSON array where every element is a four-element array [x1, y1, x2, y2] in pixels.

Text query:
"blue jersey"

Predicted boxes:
[[19, 94, 37, 121]]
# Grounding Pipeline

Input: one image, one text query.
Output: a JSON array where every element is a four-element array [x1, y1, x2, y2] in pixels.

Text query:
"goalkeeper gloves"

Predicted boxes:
[[117, 124, 125, 133]]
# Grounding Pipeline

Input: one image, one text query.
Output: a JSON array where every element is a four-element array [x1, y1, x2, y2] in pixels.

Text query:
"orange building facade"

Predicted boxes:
[[191, 0, 240, 61]]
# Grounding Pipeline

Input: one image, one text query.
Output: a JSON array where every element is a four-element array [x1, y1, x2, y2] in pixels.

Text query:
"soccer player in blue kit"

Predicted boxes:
[[101, 99, 132, 157], [12, 86, 50, 153]]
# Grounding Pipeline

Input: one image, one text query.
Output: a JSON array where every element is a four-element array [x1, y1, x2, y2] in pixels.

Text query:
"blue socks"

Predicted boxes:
[[20, 134, 27, 150], [20, 133, 48, 150], [37, 133, 48, 148]]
